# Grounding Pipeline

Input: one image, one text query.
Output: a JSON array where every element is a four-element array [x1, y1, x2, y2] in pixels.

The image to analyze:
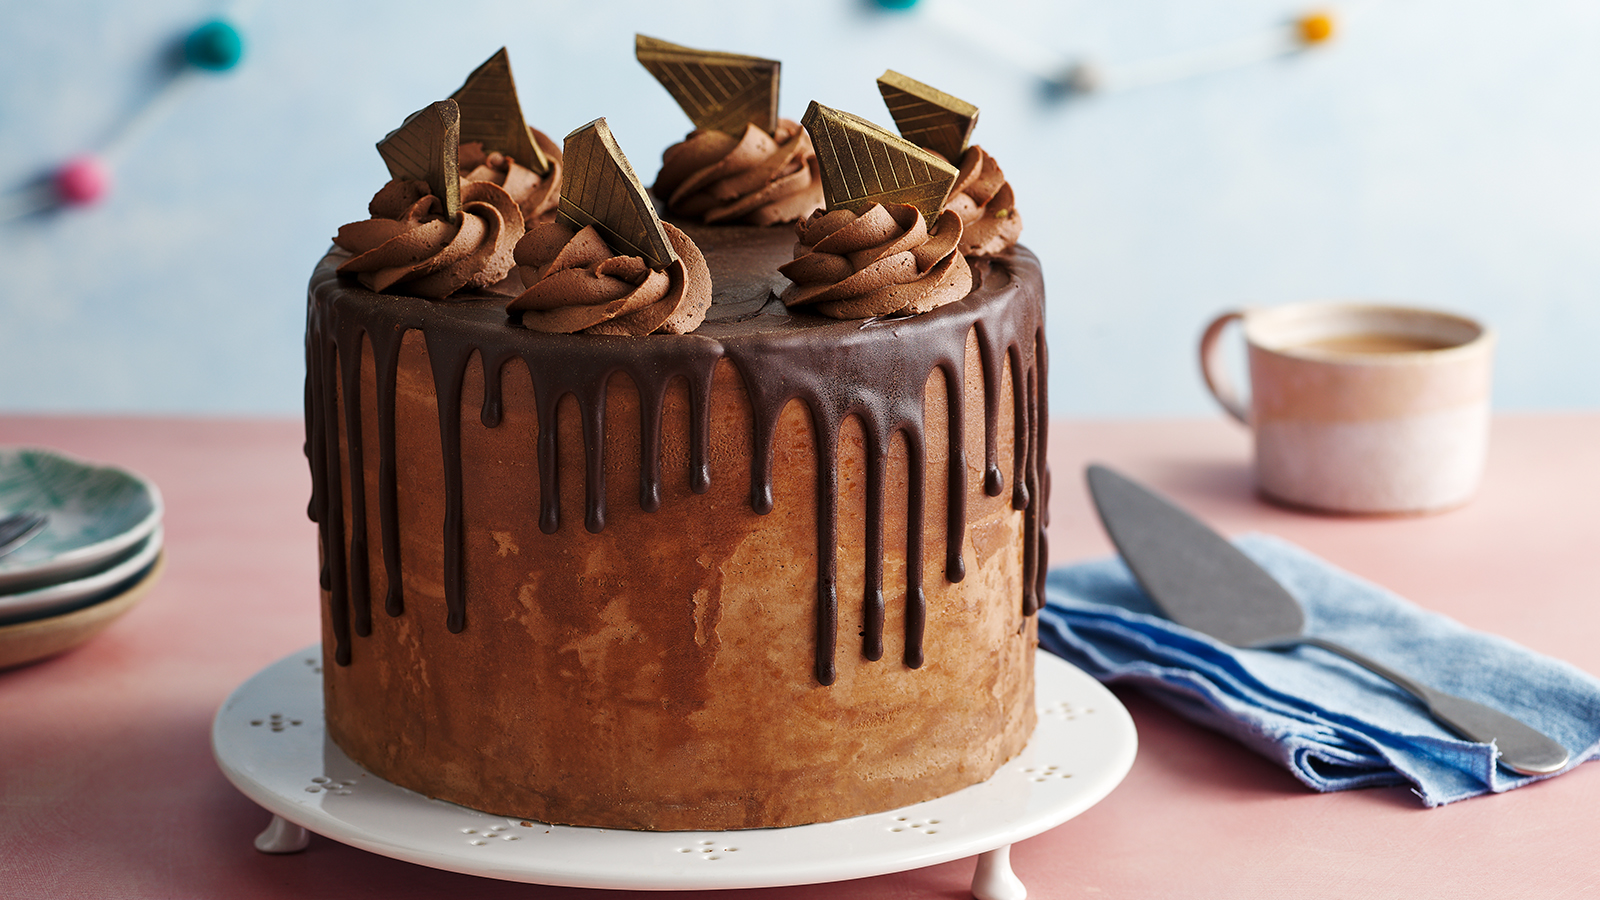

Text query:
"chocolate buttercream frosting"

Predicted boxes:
[[332, 129, 564, 300], [332, 178, 525, 300], [779, 203, 972, 319], [652, 119, 824, 226], [508, 219, 711, 335], [945, 145, 1021, 257], [459, 127, 563, 223]]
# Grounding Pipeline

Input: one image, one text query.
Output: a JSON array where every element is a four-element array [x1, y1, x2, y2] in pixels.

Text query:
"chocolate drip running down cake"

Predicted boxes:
[[305, 47, 1047, 832]]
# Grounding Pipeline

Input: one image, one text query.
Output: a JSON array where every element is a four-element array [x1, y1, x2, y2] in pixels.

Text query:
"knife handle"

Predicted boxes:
[[1294, 635, 1570, 777]]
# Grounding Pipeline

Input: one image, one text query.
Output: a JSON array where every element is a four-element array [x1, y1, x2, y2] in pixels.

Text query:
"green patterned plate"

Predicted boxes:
[[0, 448, 163, 594], [0, 527, 162, 624]]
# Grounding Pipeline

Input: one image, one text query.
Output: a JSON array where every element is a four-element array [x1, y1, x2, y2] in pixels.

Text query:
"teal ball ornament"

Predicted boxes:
[[184, 20, 243, 71]]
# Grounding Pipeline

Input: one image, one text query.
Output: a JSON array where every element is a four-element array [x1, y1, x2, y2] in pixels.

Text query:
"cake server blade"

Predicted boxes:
[[1084, 463, 1569, 776]]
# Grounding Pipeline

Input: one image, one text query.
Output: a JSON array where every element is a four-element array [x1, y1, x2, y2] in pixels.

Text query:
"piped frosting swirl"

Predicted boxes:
[[508, 219, 711, 335], [332, 178, 524, 300], [779, 203, 971, 319], [945, 145, 1021, 257], [652, 119, 824, 226], [332, 122, 564, 301], [459, 128, 563, 223]]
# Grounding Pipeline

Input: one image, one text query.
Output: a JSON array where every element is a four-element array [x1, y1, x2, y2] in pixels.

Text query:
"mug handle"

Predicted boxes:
[[1199, 311, 1250, 425]]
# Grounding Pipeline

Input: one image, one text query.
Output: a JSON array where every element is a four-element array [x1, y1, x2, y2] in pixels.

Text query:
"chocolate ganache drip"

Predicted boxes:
[[306, 225, 1046, 683]]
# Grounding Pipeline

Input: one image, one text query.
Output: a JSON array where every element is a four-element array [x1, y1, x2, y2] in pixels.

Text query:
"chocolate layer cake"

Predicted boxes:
[[305, 222, 1048, 830]]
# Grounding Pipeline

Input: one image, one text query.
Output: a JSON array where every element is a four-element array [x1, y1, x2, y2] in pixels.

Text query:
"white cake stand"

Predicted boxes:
[[213, 648, 1136, 899]]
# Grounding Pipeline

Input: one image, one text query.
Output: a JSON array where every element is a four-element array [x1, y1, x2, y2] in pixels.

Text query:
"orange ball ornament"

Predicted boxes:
[[1297, 10, 1336, 45]]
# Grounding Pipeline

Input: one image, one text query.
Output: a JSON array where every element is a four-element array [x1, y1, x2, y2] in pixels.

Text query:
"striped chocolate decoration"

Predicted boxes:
[[375, 99, 461, 220], [636, 34, 779, 135], [876, 70, 978, 163], [558, 117, 677, 269], [799, 100, 957, 227], [450, 47, 551, 175]]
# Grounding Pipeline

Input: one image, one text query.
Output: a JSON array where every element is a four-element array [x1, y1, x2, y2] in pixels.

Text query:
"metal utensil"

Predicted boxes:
[[1085, 464, 1570, 776], [0, 511, 48, 559]]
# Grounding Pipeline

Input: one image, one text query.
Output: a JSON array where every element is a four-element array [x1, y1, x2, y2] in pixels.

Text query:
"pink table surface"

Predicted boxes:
[[1, 413, 1596, 899]]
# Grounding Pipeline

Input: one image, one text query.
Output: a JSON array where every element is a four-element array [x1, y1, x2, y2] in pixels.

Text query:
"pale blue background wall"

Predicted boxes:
[[2, 0, 1596, 417]]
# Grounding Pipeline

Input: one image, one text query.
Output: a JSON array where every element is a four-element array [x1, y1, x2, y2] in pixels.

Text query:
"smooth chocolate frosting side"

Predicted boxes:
[[306, 223, 1046, 684]]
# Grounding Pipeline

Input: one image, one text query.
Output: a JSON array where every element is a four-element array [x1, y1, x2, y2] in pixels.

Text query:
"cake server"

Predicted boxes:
[[1084, 464, 1570, 776], [0, 511, 47, 559]]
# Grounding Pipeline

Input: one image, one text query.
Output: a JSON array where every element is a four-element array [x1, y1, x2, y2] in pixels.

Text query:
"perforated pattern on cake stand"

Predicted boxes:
[[887, 815, 942, 835], [1021, 764, 1074, 782], [304, 776, 356, 796], [462, 824, 522, 847], [675, 839, 742, 861], [249, 712, 304, 732], [1041, 699, 1093, 720], [213, 648, 1136, 897]]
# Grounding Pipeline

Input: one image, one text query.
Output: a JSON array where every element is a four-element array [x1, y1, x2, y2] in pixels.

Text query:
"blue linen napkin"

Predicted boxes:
[[1038, 533, 1600, 806]]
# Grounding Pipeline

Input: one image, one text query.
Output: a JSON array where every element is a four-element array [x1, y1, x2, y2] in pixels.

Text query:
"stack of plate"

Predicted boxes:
[[0, 447, 165, 670]]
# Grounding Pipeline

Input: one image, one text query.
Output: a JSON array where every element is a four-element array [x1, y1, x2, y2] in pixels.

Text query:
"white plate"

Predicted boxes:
[[0, 447, 163, 593], [213, 649, 1137, 892], [0, 527, 163, 624]]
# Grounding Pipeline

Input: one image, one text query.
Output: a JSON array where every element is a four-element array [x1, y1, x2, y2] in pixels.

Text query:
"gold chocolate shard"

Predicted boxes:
[[450, 47, 552, 176], [877, 70, 979, 162], [376, 99, 461, 220], [800, 101, 957, 227], [635, 34, 779, 135], [559, 118, 677, 269]]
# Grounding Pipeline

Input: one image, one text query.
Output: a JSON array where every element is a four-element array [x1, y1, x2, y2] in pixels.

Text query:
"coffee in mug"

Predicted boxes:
[[1199, 302, 1494, 514]]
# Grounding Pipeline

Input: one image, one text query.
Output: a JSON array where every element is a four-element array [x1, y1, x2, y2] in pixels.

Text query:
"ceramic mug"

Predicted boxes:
[[1199, 301, 1495, 514]]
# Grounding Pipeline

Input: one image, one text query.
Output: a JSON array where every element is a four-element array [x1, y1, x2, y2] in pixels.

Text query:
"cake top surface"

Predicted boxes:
[[318, 221, 1032, 341]]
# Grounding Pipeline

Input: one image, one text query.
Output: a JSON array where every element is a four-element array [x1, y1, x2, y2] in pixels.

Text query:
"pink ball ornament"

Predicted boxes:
[[54, 156, 112, 206]]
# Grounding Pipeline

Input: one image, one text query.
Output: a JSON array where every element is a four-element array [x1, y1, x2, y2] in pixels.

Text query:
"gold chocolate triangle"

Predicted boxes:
[[450, 47, 552, 176], [558, 118, 677, 269], [376, 99, 461, 220], [800, 101, 957, 227], [876, 70, 978, 163], [635, 34, 779, 135]]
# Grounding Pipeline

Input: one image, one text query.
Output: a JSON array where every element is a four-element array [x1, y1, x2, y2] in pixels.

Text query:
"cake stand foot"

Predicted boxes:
[[254, 814, 311, 854], [972, 844, 1026, 900]]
